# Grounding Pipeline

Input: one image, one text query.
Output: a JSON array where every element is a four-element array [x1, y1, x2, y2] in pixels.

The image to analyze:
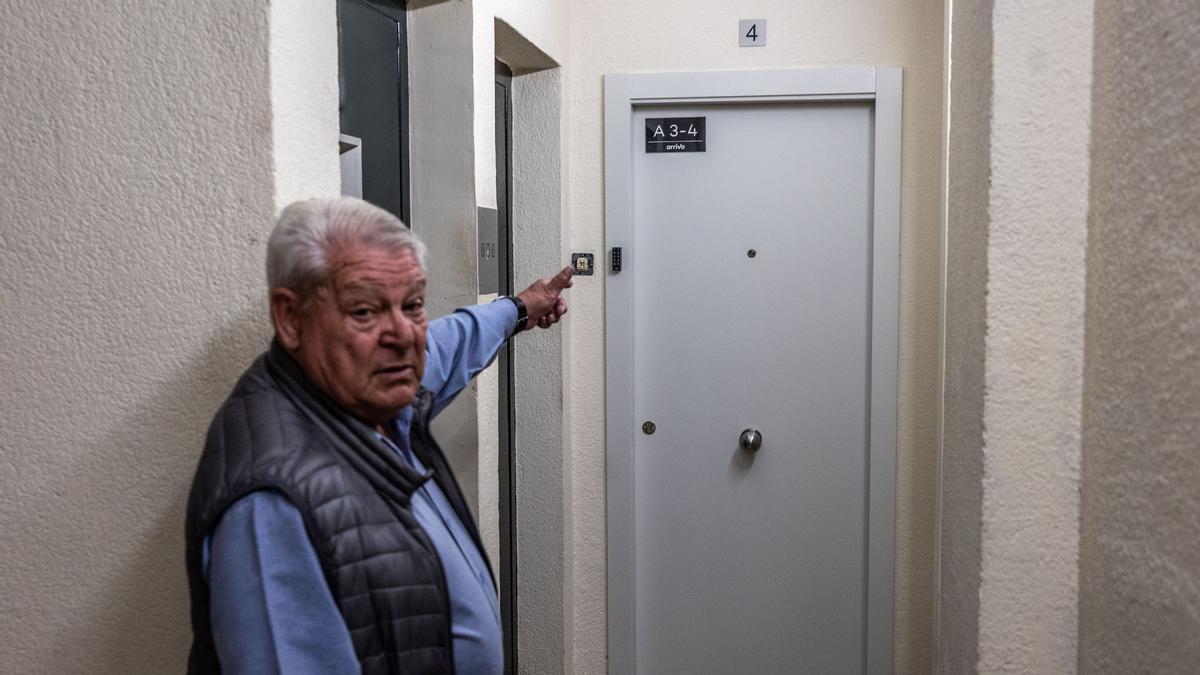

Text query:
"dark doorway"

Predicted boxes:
[[495, 59, 518, 675], [337, 0, 408, 223]]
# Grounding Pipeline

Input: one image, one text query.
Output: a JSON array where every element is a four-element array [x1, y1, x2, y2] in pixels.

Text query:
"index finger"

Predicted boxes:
[[547, 265, 574, 291]]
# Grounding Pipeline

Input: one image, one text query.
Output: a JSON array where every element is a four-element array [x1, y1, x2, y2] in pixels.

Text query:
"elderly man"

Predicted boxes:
[[185, 197, 572, 674]]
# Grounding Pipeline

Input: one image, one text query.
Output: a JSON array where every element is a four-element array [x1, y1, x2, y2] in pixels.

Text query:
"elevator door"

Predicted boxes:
[[630, 101, 873, 673], [337, 0, 408, 222]]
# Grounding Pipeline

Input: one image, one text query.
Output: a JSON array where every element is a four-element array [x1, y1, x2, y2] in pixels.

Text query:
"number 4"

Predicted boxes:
[[739, 19, 766, 47]]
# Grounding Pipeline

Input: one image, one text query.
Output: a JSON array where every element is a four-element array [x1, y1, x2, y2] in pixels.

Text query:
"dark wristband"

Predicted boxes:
[[508, 295, 528, 332]]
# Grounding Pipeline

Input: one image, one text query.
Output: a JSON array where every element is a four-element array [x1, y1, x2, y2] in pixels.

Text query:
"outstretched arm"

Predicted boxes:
[[422, 301, 517, 416], [422, 266, 574, 416], [514, 265, 574, 332]]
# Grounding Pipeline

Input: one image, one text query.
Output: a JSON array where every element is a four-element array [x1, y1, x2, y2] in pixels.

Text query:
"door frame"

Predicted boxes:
[[603, 67, 902, 674], [494, 59, 519, 675]]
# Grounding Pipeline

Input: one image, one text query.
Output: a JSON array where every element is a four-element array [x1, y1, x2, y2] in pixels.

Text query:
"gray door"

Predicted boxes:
[[630, 101, 873, 674], [337, 0, 408, 222]]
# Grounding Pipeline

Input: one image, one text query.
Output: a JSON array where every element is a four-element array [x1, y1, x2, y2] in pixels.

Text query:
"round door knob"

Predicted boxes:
[[739, 428, 762, 452]]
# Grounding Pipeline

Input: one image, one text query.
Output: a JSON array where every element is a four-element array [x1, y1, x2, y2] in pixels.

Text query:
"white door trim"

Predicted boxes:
[[603, 67, 901, 675]]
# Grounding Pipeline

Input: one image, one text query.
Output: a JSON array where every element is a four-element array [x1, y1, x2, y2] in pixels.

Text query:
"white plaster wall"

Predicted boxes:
[[271, 0, 342, 208], [509, 67, 569, 673], [0, 2, 288, 672], [473, 0, 498, 211], [494, 0, 567, 67], [1079, 1, 1200, 672], [977, 2, 1093, 672], [473, 0, 569, 212], [565, 1, 946, 672], [0, 3, 339, 671]]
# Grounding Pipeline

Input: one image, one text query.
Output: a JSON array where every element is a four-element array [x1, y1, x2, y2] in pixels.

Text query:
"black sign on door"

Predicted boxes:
[[645, 116, 706, 153]]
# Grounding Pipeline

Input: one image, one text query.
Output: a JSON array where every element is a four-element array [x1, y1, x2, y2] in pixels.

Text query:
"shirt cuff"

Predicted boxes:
[[487, 296, 521, 336]]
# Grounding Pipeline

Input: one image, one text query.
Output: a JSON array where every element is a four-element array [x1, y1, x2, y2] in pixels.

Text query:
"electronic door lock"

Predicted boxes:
[[610, 246, 623, 273], [572, 253, 594, 276]]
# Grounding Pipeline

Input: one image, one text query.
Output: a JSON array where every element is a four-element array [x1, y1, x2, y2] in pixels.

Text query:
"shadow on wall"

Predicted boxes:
[[43, 308, 271, 675]]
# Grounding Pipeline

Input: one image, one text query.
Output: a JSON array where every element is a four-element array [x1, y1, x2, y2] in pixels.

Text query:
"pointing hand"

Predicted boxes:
[[516, 265, 574, 332]]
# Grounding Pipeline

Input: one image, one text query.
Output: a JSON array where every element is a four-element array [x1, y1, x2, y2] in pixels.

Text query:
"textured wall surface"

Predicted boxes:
[[0, 2, 276, 672], [938, 1, 991, 671], [270, 0, 341, 209], [564, 1, 946, 672], [509, 67, 569, 674], [473, 0, 568, 212], [1079, 1, 1200, 672], [978, 2, 1093, 672]]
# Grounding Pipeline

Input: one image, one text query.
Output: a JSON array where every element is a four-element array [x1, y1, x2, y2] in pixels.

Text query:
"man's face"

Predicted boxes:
[[289, 245, 428, 428]]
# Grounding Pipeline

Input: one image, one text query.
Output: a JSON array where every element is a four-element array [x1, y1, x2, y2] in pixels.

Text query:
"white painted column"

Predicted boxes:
[[270, 0, 341, 208], [975, 1, 1093, 672]]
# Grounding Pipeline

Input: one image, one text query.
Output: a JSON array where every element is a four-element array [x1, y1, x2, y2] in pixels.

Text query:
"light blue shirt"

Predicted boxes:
[[202, 300, 517, 674]]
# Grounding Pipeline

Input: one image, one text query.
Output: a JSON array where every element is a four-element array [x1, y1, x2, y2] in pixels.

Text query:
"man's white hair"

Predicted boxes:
[[266, 197, 426, 294]]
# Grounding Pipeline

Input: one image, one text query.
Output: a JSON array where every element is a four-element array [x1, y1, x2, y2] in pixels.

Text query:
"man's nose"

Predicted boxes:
[[380, 309, 417, 348]]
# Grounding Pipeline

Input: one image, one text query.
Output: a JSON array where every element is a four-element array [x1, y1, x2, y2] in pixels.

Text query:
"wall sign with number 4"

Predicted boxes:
[[739, 19, 766, 47]]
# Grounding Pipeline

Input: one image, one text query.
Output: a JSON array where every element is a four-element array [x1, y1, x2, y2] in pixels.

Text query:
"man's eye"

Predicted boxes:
[[404, 300, 425, 314], [351, 307, 375, 319]]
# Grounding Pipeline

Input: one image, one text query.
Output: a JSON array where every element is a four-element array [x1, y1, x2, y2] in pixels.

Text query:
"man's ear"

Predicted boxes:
[[270, 287, 304, 351]]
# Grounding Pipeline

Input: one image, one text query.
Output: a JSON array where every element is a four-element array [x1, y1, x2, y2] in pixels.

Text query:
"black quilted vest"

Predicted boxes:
[[185, 341, 489, 674]]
